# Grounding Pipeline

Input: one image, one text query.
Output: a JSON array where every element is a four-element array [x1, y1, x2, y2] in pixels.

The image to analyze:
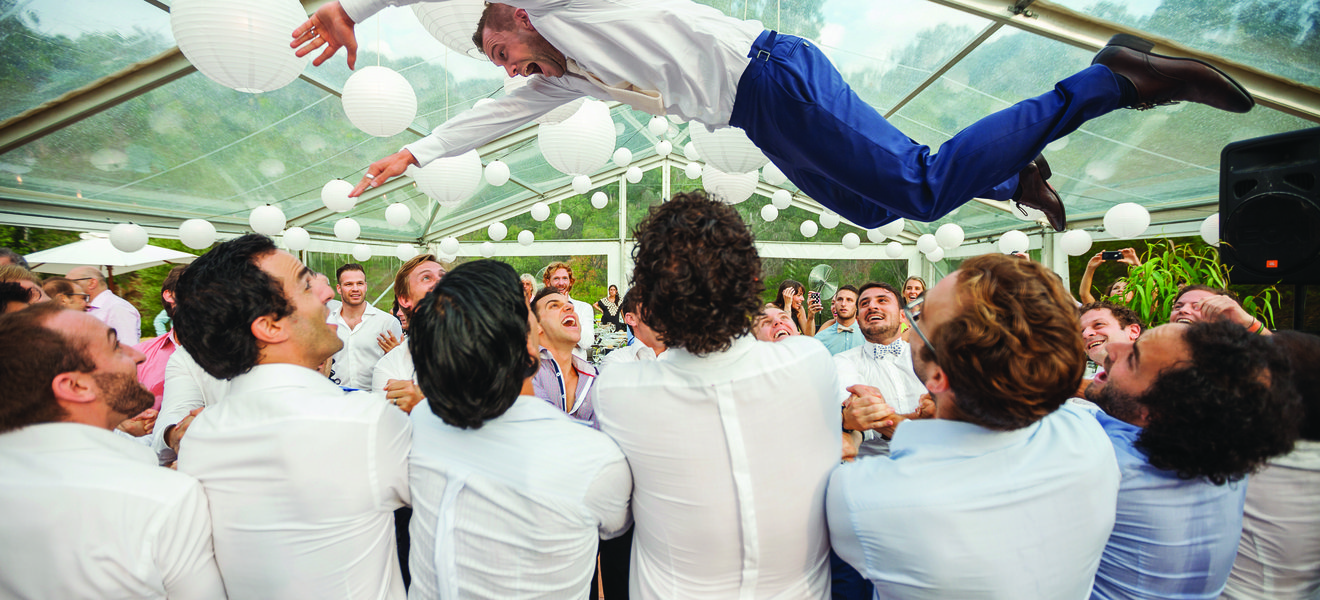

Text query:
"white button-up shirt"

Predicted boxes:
[[1223, 440, 1320, 599], [571, 297, 595, 359], [153, 345, 230, 462], [595, 335, 841, 600], [0, 423, 225, 600], [89, 288, 142, 345], [371, 343, 415, 395], [408, 396, 632, 599], [340, 0, 764, 165], [598, 340, 660, 370], [833, 339, 926, 415], [329, 302, 403, 391], [178, 363, 412, 600], [827, 403, 1120, 599]]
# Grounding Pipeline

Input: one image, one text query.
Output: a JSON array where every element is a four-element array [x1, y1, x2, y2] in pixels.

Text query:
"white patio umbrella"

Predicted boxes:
[[24, 233, 198, 278]]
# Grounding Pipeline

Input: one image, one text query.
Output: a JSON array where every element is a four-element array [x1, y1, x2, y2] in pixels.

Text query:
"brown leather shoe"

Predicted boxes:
[[1013, 156, 1065, 232], [1093, 34, 1254, 113]]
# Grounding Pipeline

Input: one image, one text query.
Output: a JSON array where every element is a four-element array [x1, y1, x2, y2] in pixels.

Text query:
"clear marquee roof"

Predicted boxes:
[[0, 0, 1317, 265]]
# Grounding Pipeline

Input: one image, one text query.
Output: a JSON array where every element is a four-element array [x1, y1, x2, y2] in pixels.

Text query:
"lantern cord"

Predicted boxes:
[[376, 17, 382, 67]]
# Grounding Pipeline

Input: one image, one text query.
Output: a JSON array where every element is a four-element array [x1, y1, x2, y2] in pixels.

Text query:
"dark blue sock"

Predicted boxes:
[[1115, 73, 1139, 107]]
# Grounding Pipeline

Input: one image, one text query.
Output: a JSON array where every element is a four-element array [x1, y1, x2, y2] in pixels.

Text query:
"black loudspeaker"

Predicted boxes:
[[1219, 127, 1320, 285]]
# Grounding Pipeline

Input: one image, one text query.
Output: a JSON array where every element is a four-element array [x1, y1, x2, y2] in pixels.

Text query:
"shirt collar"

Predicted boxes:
[[891, 415, 1039, 459], [660, 334, 758, 370], [834, 321, 856, 333], [0, 422, 156, 464], [539, 346, 597, 376], [499, 395, 580, 424], [227, 363, 344, 396]]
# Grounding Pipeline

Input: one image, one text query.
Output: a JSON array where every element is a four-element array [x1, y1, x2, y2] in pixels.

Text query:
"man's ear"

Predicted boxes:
[[514, 8, 535, 31], [251, 314, 289, 346], [1126, 324, 1142, 341], [919, 361, 951, 395], [52, 372, 97, 407]]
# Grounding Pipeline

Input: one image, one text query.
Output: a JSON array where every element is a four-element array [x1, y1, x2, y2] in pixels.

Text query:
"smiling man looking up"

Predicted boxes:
[[531, 286, 597, 427]]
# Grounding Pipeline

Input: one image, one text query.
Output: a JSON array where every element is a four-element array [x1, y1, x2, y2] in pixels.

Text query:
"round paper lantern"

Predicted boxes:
[[282, 226, 310, 251], [110, 223, 148, 253], [689, 125, 768, 174], [410, 150, 483, 207], [530, 202, 551, 221], [536, 98, 586, 125], [437, 249, 457, 263], [484, 160, 510, 187], [170, 0, 308, 93], [866, 229, 885, 244], [385, 203, 412, 228], [352, 244, 372, 262], [1060, 229, 1093, 256], [998, 230, 1030, 254], [683, 142, 701, 162], [647, 116, 669, 136], [411, 0, 488, 59], [518, 230, 535, 246], [258, 159, 285, 178], [488, 222, 507, 241], [179, 219, 217, 249], [762, 162, 787, 186], [538, 99, 615, 176], [701, 164, 759, 205], [819, 212, 841, 229], [842, 232, 861, 250], [926, 247, 945, 262], [395, 243, 418, 261], [480, 241, 495, 258], [555, 213, 573, 230], [655, 140, 672, 157], [935, 223, 965, 249], [625, 167, 643, 184], [878, 218, 905, 238], [249, 205, 286, 236], [771, 189, 792, 210], [1200, 213, 1219, 247], [89, 148, 128, 171], [591, 192, 608, 209], [334, 217, 361, 242], [612, 147, 633, 168], [761, 204, 779, 222], [341, 66, 417, 137], [572, 175, 592, 195], [439, 237, 460, 256], [684, 162, 703, 179], [800, 220, 819, 238], [321, 179, 355, 213], [916, 234, 939, 254], [885, 242, 904, 259], [1104, 202, 1151, 239]]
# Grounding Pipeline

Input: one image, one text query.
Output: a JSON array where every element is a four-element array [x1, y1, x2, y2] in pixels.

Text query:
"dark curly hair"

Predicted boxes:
[[922, 253, 1085, 430], [172, 234, 293, 380], [631, 190, 763, 356], [0, 303, 93, 432], [1128, 321, 1301, 484], [409, 259, 538, 430], [1079, 301, 1145, 332]]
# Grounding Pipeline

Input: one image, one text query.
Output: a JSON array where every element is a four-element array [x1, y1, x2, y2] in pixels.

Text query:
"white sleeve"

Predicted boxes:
[[373, 403, 413, 508], [372, 348, 411, 395], [340, 0, 573, 24], [833, 353, 861, 406], [154, 480, 226, 600], [154, 350, 208, 456], [585, 452, 633, 540]]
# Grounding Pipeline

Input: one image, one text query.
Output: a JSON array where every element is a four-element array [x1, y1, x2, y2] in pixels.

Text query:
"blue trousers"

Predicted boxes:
[[729, 30, 1123, 228]]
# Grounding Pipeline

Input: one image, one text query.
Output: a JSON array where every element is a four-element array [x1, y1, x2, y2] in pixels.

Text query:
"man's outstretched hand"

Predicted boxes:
[[350, 149, 420, 197], [292, 1, 358, 69]]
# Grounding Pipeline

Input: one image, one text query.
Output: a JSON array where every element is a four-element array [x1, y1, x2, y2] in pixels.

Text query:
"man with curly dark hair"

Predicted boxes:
[[1086, 320, 1301, 599], [595, 190, 843, 598]]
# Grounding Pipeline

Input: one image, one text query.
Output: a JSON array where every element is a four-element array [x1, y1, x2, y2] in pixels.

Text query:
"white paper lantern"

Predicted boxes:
[[655, 140, 672, 157], [170, 0, 308, 93], [518, 230, 535, 246], [530, 202, 551, 221], [437, 250, 457, 263], [249, 205, 286, 236], [842, 232, 861, 250], [885, 241, 904, 258], [878, 218, 906, 238], [439, 236, 460, 256], [1200, 213, 1220, 247], [395, 243, 418, 261], [935, 223, 965, 249], [647, 116, 669, 136], [625, 167, 643, 184], [1060, 229, 1093, 256], [555, 213, 573, 230], [701, 164, 759, 205], [341, 66, 417, 137], [762, 162, 788, 186], [591, 192, 609, 209], [484, 160, 510, 187], [178, 219, 217, 250], [771, 189, 792, 210], [1104, 202, 1151, 240], [480, 241, 495, 258], [89, 148, 129, 172], [683, 142, 701, 162], [689, 125, 768, 174], [282, 226, 310, 251], [916, 233, 939, 254], [612, 147, 633, 168], [488, 222, 507, 241], [258, 159, 285, 178], [761, 204, 779, 222], [819, 212, 841, 229], [410, 150, 483, 207], [334, 217, 361, 242], [352, 244, 372, 262], [998, 230, 1030, 254], [572, 175, 592, 195], [385, 203, 412, 228], [800, 220, 819, 238], [866, 229, 885, 244], [926, 247, 945, 262], [684, 162, 703, 179], [536, 98, 586, 125], [321, 179, 355, 213], [109, 223, 148, 253], [411, 0, 488, 59], [538, 99, 615, 176]]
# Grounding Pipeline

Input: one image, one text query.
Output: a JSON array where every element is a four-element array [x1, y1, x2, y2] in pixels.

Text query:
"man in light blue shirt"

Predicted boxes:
[[1086, 321, 1302, 599], [814, 285, 861, 356]]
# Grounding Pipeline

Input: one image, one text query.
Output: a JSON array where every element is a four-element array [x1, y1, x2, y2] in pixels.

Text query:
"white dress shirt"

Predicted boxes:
[[1222, 440, 1320, 600], [833, 339, 926, 414], [340, 0, 764, 165], [178, 363, 412, 600], [827, 403, 1120, 599], [89, 288, 142, 345], [571, 297, 595, 359], [329, 302, 403, 390], [408, 396, 632, 599], [598, 340, 660, 370], [153, 345, 230, 462], [595, 335, 841, 600], [0, 423, 225, 600], [372, 343, 415, 394]]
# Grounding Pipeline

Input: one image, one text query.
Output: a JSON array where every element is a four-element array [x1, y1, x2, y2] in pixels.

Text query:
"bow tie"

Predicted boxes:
[[836, 324, 854, 333], [869, 340, 905, 359]]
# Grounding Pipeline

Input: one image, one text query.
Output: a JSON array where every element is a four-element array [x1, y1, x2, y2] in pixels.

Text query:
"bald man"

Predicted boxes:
[[67, 266, 141, 345]]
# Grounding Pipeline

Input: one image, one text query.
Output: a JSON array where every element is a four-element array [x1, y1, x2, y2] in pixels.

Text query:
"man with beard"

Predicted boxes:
[[1086, 321, 1300, 599], [814, 285, 861, 355], [531, 286, 599, 427], [0, 303, 225, 599], [372, 253, 445, 413], [172, 234, 411, 599], [327, 263, 402, 391]]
